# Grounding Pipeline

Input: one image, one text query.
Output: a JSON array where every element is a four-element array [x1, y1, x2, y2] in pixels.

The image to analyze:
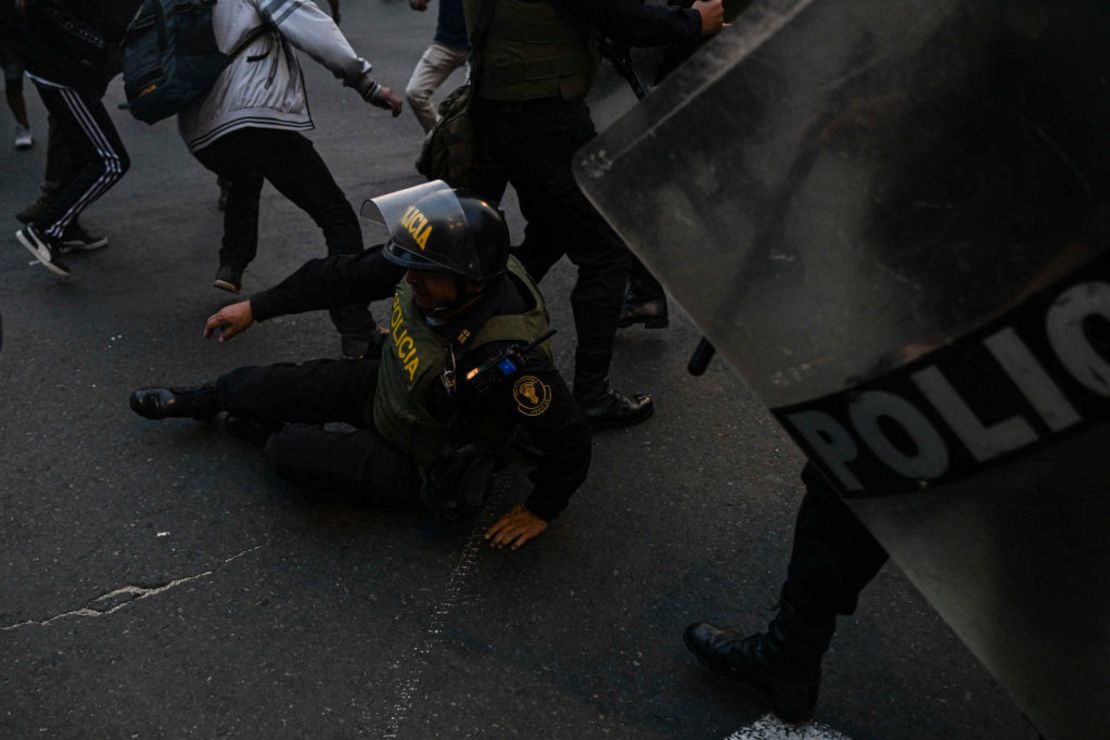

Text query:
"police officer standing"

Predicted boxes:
[[684, 464, 887, 723], [465, 0, 725, 429], [130, 182, 591, 548]]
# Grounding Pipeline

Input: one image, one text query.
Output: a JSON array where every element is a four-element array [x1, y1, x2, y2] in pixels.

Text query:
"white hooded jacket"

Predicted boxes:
[[178, 0, 368, 153]]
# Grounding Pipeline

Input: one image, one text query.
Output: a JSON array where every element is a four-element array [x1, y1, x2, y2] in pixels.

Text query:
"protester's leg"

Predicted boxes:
[[2, 54, 30, 130], [250, 131, 363, 258], [249, 130, 376, 344], [218, 173, 263, 278], [405, 42, 468, 133], [29, 83, 129, 241], [194, 134, 263, 285], [42, 115, 64, 193], [44, 113, 83, 193], [16, 113, 86, 224], [266, 423, 423, 508]]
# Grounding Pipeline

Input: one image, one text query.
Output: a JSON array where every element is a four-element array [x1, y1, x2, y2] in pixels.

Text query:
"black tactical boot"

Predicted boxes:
[[619, 295, 669, 329], [574, 348, 654, 429], [129, 385, 220, 421], [619, 259, 668, 329], [683, 599, 835, 723], [576, 387, 654, 430]]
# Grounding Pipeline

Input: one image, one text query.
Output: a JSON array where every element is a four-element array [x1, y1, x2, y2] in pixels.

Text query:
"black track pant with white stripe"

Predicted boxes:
[[29, 78, 129, 240]]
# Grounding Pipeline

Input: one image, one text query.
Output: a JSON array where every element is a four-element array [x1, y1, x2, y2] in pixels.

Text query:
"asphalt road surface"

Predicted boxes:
[[0, 2, 1039, 738]]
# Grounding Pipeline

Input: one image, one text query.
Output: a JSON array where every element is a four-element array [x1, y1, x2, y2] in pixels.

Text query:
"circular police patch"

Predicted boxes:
[[513, 376, 552, 416]]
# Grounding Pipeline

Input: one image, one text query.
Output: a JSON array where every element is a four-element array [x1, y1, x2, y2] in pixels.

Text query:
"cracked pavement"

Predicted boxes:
[[1, 2, 1037, 738], [2, 545, 265, 632]]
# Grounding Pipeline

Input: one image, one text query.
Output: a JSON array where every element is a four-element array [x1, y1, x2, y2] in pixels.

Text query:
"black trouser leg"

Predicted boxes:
[[42, 114, 84, 195], [194, 128, 374, 337], [783, 463, 890, 617], [31, 82, 129, 240], [481, 97, 632, 398], [215, 357, 378, 427], [215, 356, 421, 506], [266, 424, 423, 508], [251, 130, 373, 338], [194, 139, 267, 272], [213, 167, 262, 271]]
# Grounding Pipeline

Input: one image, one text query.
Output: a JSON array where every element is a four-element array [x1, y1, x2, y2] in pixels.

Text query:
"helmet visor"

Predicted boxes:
[[359, 180, 455, 226], [360, 180, 483, 279]]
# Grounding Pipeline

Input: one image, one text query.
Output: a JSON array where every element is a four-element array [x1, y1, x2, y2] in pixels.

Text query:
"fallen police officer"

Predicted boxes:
[[129, 182, 591, 549]]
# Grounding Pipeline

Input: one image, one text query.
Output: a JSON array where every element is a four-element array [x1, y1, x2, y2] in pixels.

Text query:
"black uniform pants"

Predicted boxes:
[[30, 80, 129, 240], [194, 128, 375, 339], [474, 96, 631, 396], [215, 357, 423, 507], [783, 463, 890, 617]]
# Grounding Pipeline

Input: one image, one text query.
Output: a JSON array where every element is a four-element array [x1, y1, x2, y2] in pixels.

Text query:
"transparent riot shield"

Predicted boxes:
[[574, 1, 1110, 738]]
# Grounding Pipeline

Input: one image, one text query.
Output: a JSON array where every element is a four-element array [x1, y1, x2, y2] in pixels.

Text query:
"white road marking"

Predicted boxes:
[[379, 488, 503, 738], [724, 714, 852, 740]]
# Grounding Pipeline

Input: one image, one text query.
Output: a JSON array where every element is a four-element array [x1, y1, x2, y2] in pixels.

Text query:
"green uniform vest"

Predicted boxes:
[[465, 0, 595, 101], [373, 258, 552, 468]]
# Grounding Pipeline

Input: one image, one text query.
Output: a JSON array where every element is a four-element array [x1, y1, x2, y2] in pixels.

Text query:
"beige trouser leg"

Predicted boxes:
[[404, 42, 468, 133]]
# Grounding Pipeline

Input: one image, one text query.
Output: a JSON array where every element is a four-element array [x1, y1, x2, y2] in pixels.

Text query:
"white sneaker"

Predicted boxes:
[[14, 126, 33, 151]]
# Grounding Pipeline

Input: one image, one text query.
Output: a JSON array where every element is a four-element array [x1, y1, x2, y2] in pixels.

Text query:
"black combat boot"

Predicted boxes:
[[683, 598, 836, 723], [619, 259, 668, 329], [129, 385, 220, 421], [574, 348, 654, 429], [576, 387, 654, 429]]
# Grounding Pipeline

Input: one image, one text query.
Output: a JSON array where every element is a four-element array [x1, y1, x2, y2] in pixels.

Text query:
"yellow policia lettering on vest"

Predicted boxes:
[[399, 206, 433, 251], [391, 294, 422, 382]]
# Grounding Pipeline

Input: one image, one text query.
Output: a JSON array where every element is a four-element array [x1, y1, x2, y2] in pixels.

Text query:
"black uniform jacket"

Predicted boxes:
[[250, 247, 593, 522]]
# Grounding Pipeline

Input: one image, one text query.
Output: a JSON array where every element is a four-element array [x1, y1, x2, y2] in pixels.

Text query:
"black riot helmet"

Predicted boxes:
[[361, 180, 509, 283]]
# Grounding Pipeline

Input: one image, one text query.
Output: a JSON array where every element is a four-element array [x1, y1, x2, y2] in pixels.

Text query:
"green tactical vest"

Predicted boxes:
[[373, 257, 553, 468], [464, 0, 595, 101]]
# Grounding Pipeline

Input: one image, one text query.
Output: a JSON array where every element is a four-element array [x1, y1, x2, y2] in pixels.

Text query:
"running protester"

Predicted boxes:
[[15, 0, 130, 278]]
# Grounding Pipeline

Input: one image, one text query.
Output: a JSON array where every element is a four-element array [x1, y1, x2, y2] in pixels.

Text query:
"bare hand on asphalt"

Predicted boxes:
[[485, 504, 548, 550], [204, 301, 255, 342]]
